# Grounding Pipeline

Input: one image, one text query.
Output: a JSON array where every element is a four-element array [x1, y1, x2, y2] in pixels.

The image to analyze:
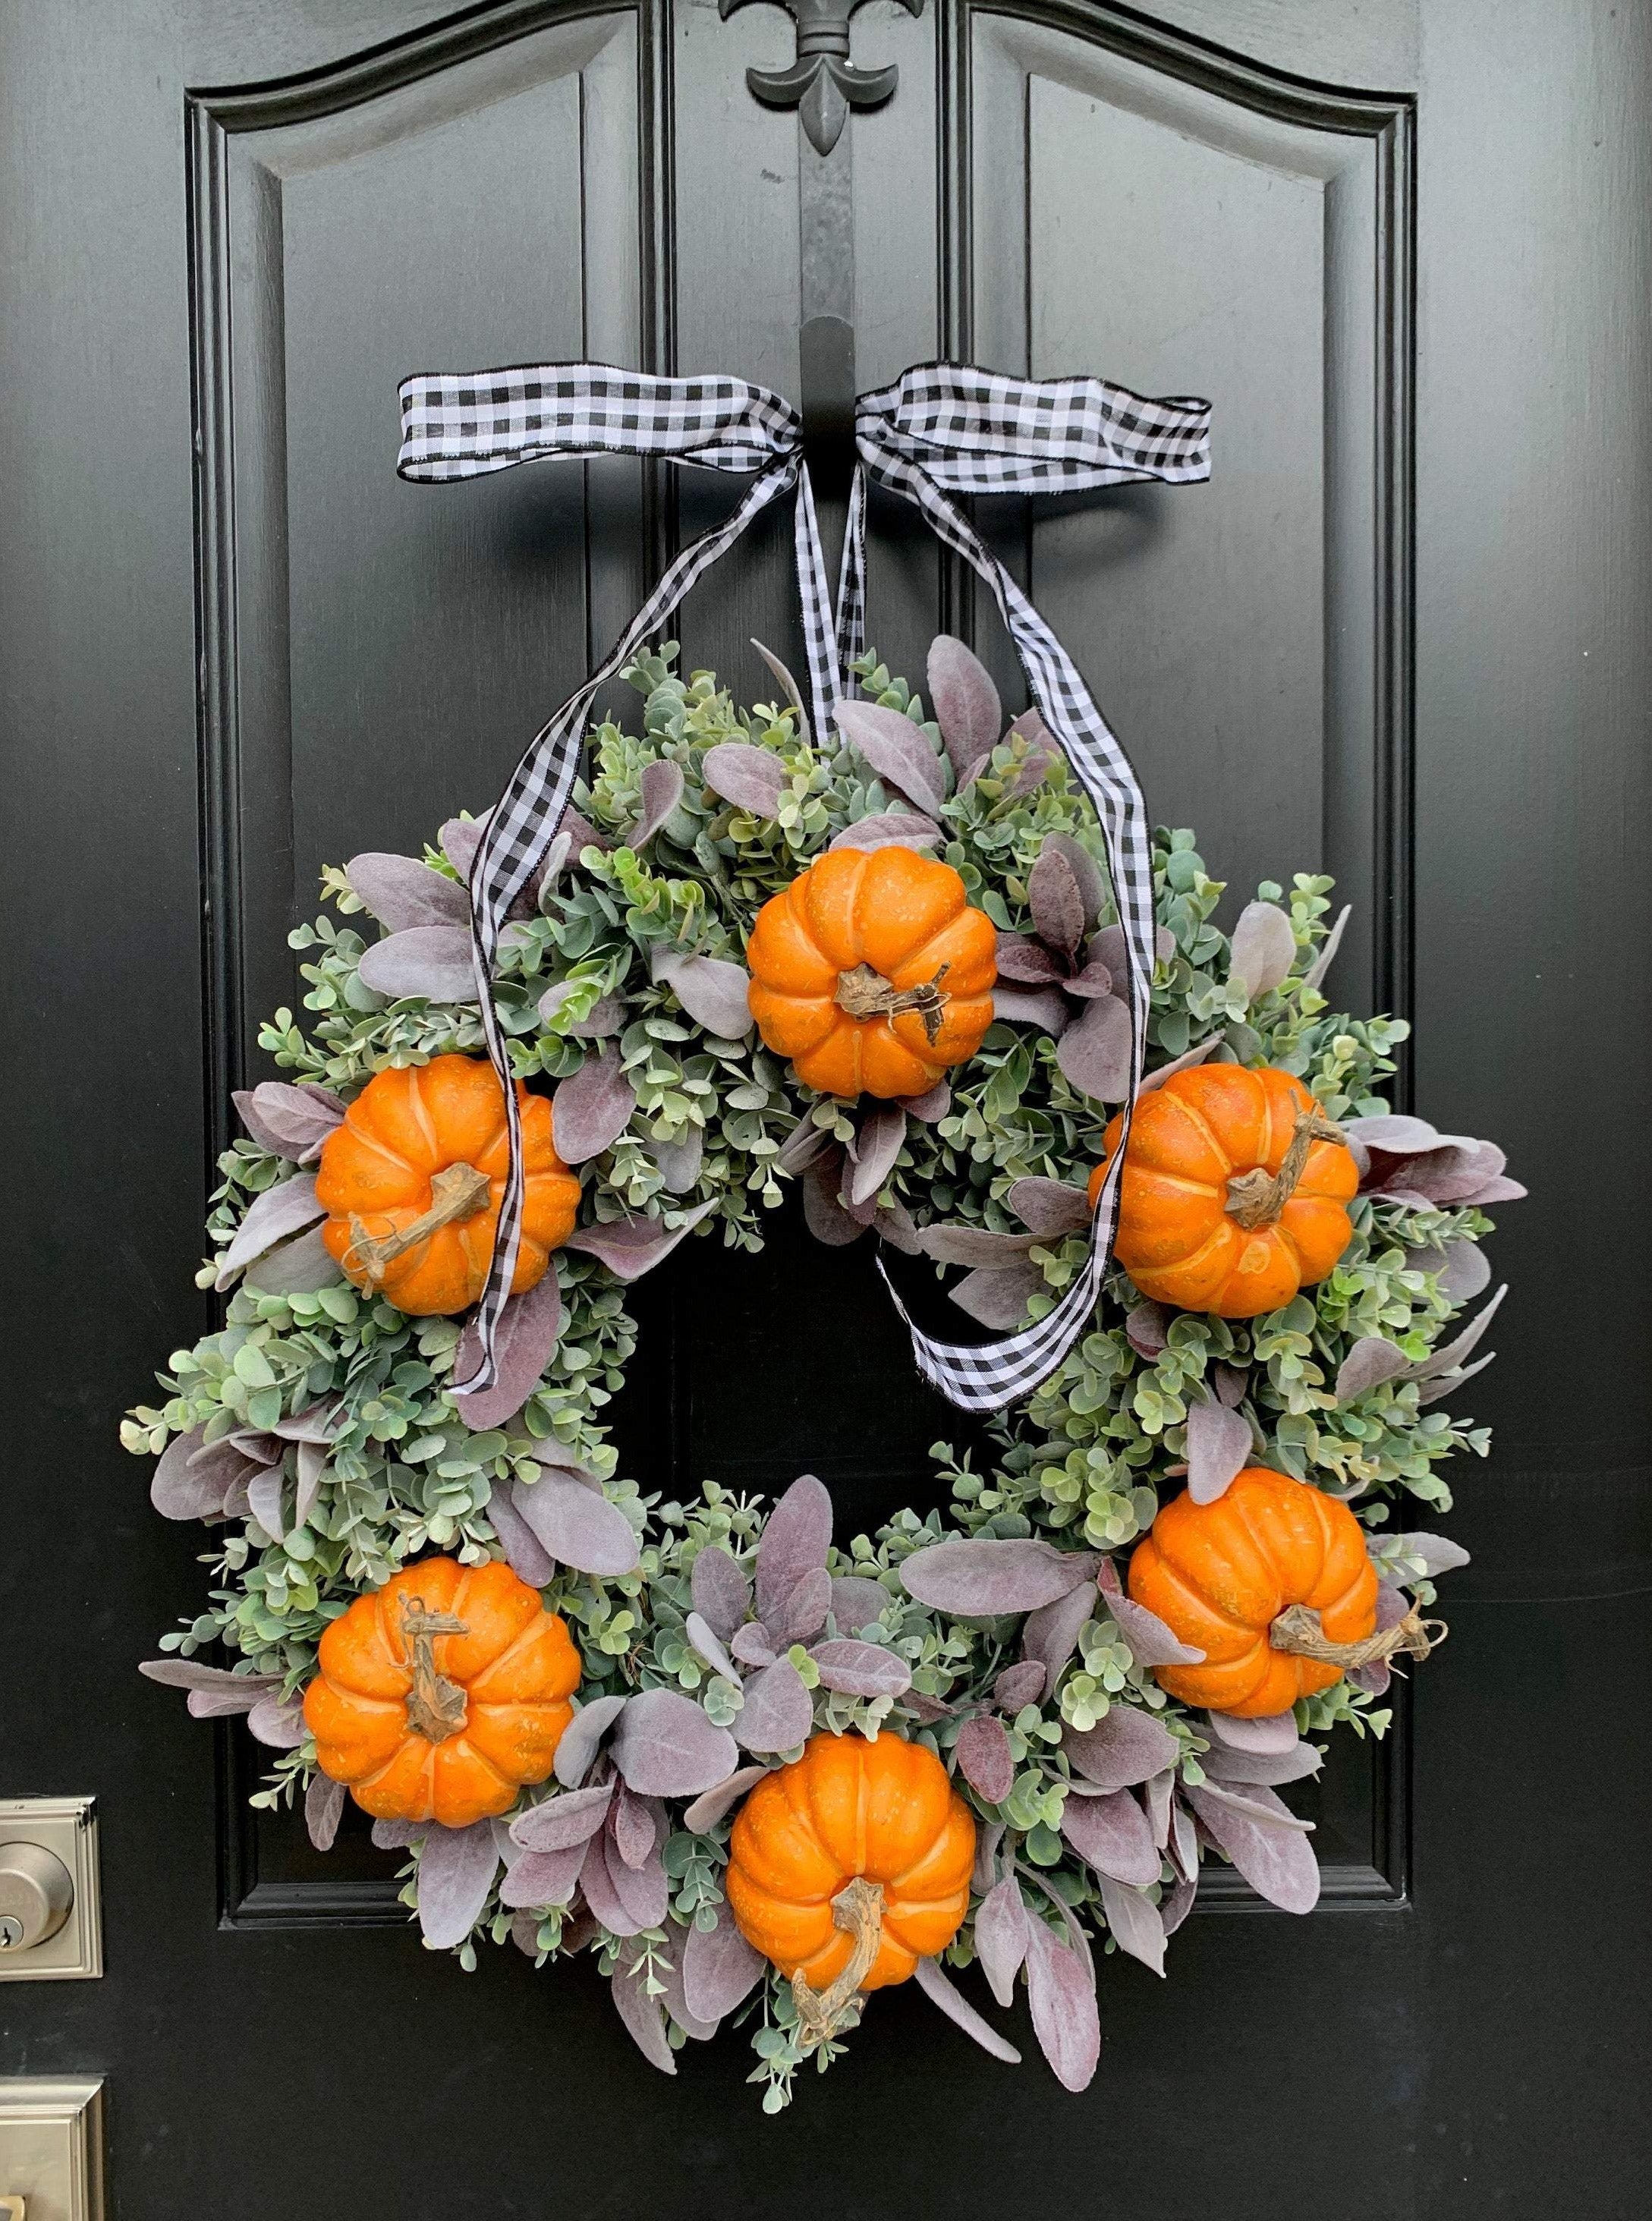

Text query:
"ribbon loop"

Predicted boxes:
[[395, 357, 1210, 1408]]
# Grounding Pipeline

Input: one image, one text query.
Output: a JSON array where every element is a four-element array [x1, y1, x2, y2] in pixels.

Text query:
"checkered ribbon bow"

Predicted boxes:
[[397, 359, 1211, 1410]]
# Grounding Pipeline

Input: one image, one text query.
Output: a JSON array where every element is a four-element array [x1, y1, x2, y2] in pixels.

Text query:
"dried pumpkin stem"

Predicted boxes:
[[834, 961, 952, 1048], [1226, 1109, 1347, 1230], [400, 1598, 472, 1742], [345, 1160, 493, 1287], [1270, 1601, 1446, 1670], [790, 1876, 886, 2050]]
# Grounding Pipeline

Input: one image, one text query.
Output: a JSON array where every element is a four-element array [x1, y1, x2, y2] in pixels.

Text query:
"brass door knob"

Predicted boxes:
[[0, 1845, 74, 1955]]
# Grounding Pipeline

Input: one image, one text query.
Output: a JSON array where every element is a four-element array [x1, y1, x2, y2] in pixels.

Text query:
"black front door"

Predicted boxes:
[[4, 2, 1647, 2215]]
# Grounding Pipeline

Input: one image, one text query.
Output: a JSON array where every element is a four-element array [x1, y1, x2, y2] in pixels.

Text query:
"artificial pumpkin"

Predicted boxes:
[[726, 1731, 976, 2042], [1090, 1063, 1357, 1318], [745, 848, 998, 1099], [304, 1556, 582, 1827], [315, 1052, 579, 1316], [1127, 1467, 1379, 1716]]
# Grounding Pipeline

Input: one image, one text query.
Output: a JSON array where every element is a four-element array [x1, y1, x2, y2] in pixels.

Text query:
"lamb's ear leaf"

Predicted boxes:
[[414, 1820, 501, 1950], [357, 924, 478, 1005], [702, 741, 786, 816], [913, 1955, 1023, 2064], [1228, 900, 1297, 999], [926, 634, 1002, 780], [835, 699, 949, 810], [1023, 1917, 1101, 2092], [551, 1044, 637, 1163]]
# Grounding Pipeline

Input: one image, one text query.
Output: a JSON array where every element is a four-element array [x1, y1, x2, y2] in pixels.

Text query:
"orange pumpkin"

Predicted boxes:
[[315, 1053, 579, 1316], [745, 848, 998, 1099], [1127, 1468, 1378, 1716], [726, 1732, 975, 2029], [1090, 1063, 1357, 1317], [304, 1557, 581, 1827]]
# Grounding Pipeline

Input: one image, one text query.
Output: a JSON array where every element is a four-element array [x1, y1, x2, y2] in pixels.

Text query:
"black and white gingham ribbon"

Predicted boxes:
[[396, 360, 1210, 1408]]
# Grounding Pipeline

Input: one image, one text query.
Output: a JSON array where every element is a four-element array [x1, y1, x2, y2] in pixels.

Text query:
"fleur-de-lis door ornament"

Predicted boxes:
[[719, 0, 927, 155]]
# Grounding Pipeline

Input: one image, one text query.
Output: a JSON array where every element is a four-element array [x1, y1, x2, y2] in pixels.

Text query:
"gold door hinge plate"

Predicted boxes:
[[0, 2080, 103, 2221]]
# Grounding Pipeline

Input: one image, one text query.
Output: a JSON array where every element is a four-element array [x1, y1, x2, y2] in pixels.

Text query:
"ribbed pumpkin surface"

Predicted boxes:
[[304, 1557, 581, 1827], [726, 1732, 976, 1990], [1128, 1468, 1378, 1716]]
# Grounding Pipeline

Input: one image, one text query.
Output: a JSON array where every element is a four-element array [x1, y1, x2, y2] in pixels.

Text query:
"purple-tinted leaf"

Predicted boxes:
[[499, 1840, 586, 1911], [648, 1125, 703, 1195], [357, 924, 478, 1005], [554, 1694, 628, 1787], [769, 1565, 832, 1647], [246, 1467, 286, 1543], [1162, 1869, 1198, 1935], [809, 1639, 911, 1698], [574, 1835, 642, 1935], [902, 1538, 1098, 1615], [1212, 1363, 1248, 1410], [654, 1939, 720, 2043], [1187, 1779, 1314, 1833], [1009, 1177, 1093, 1238], [955, 1713, 1015, 1804], [1005, 708, 1062, 793], [653, 949, 754, 1040], [904, 1692, 955, 1725], [1062, 1788, 1160, 1886], [416, 1820, 502, 1949], [756, 1474, 833, 1625], [1139, 1037, 1222, 1093], [1125, 1302, 1169, 1359], [1202, 1707, 1300, 1754], [994, 932, 1066, 986], [1090, 921, 1176, 987], [628, 757, 685, 848], [244, 1222, 339, 1295], [346, 851, 469, 931], [1301, 901, 1351, 993], [1405, 1236, 1493, 1302], [991, 985, 1071, 1034], [895, 1083, 949, 1128], [511, 1473, 639, 1578], [733, 1657, 813, 1754], [452, 1274, 563, 1430], [1409, 1284, 1508, 1381], [1024, 1916, 1101, 2092], [914, 1955, 1022, 2062], [827, 810, 944, 853], [1185, 1783, 1320, 1913], [1056, 991, 1134, 1103], [731, 1623, 777, 1669], [690, 1544, 752, 1645], [149, 1428, 244, 1521], [190, 1684, 277, 1719], [682, 1766, 772, 1834], [1021, 1581, 1096, 1686], [1144, 1767, 1174, 1851], [1335, 1337, 1412, 1402], [950, 1260, 1043, 1330], [750, 636, 812, 739], [613, 1688, 740, 1797], [835, 698, 948, 810], [846, 1103, 907, 1206], [233, 1080, 346, 1162], [874, 1200, 922, 1254], [927, 634, 1002, 780], [703, 740, 787, 815], [1104, 1590, 1207, 1668], [1094, 1872, 1166, 1975], [1396, 1140, 1508, 1204], [918, 1225, 1040, 1267], [552, 1044, 636, 1162], [801, 1158, 864, 1244], [1386, 1530, 1473, 1577], [485, 1482, 556, 1587], [992, 1659, 1047, 1711], [1228, 901, 1297, 999], [1063, 1709, 1179, 1793], [304, 1772, 345, 1852], [828, 1576, 890, 1634], [538, 980, 621, 1037], [1416, 1353, 1498, 1406], [1187, 1393, 1251, 1504], [1458, 1172, 1525, 1205], [684, 1612, 741, 1684], [247, 1695, 306, 1748], [140, 1658, 279, 1696], [609, 1955, 677, 2074], [562, 1197, 716, 1282], [1204, 1741, 1323, 1787], [439, 816, 486, 876], [974, 1876, 1030, 2007], [1062, 960, 1115, 999], [973, 1817, 1005, 1896], [510, 1783, 614, 1855], [1028, 845, 1085, 961], [214, 1175, 324, 1287], [371, 1817, 423, 1851], [1169, 1797, 1199, 1886], [602, 1826, 668, 1927], [683, 1895, 768, 2021], [1045, 834, 1106, 931]]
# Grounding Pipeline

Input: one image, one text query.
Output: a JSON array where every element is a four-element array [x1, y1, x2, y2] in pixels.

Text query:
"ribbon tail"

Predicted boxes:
[[792, 463, 843, 744], [834, 463, 869, 681]]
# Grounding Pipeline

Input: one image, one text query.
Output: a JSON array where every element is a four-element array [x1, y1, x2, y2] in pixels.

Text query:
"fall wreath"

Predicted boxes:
[[127, 638, 1518, 2107]]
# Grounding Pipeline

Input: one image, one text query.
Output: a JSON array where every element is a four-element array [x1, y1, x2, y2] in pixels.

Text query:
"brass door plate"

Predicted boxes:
[[0, 1804, 100, 1982], [0, 2080, 104, 2220]]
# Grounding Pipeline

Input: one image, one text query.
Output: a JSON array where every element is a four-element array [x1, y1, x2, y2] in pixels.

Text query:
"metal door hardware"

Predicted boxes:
[[0, 1805, 99, 1982], [0, 2082, 103, 2220]]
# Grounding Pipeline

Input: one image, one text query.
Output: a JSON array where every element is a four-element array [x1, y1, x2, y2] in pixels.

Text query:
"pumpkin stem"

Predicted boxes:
[[345, 1160, 494, 1287], [400, 1597, 472, 1742], [1270, 1601, 1446, 1671], [834, 961, 953, 1048], [1225, 1109, 1346, 1230], [790, 1875, 886, 2049]]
